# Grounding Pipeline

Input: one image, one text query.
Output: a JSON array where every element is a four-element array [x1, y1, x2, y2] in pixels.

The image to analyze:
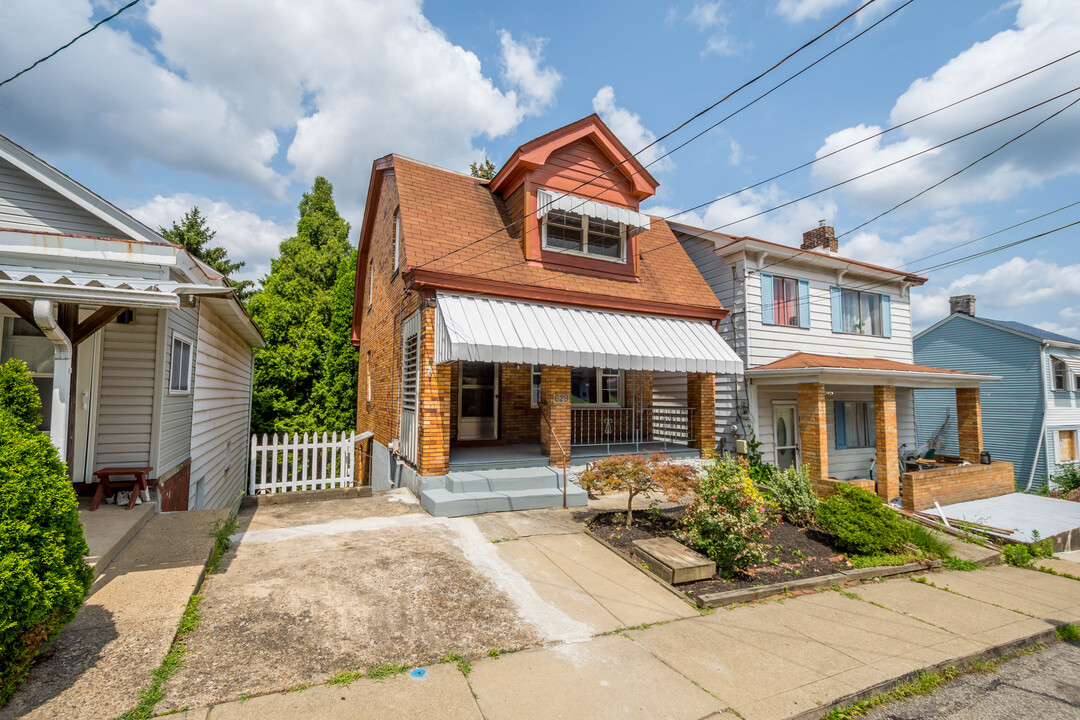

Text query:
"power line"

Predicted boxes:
[[0, 0, 144, 89], [412, 0, 888, 273], [433, 0, 915, 276]]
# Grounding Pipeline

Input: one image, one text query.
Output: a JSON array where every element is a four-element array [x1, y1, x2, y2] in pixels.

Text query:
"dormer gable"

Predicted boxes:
[[488, 114, 660, 281]]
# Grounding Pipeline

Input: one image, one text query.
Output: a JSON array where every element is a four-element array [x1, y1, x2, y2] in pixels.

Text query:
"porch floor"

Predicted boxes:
[[448, 442, 700, 472]]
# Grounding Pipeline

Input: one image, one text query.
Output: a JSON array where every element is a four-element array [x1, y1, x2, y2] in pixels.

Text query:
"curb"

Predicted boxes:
[[787, 626, 1062, 720], [696, 562, 933, 608]]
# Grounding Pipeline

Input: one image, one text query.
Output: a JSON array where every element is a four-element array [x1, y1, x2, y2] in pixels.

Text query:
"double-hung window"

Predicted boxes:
[[830, 287, 891, 337], [570, 367, 621, 405], [834, 401, 874, 449], [760, 273, 809, 328], [170, 334, 193, 394], [1053, 360, 1067, 391], [543, 209, 624, 261]]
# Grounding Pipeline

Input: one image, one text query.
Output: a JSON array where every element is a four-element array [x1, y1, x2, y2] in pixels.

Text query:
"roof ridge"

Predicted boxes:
[[392, 153, 487, 182]]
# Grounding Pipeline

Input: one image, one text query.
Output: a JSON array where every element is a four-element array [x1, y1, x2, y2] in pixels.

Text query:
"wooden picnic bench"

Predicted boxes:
[[90, 467, 153, 511]]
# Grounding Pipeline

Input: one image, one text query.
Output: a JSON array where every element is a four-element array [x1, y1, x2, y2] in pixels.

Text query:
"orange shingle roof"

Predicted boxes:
[[750, 352, 974, 376], [393, 155, 723, 310]]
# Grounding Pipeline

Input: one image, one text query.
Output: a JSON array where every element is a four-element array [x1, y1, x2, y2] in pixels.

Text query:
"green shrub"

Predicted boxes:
[[904, 522, 952, 559], [1050, 464, 1080, 494], [815, 483, 908, 556], [1001, 543, 1035, 567], [679, 454, 768, 575], [760, 464, 818, 527], [0, 362, 92, 706]]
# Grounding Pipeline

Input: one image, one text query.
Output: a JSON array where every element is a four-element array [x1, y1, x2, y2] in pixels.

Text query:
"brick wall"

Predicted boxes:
[[500, 363, 540, 443], [955, 387, 983, 462], [820, 477, 875, 497], [417, 304, 450, 475], [874, 385, 900, 502], [686, 372, 715, 451], [902, 461, 1014, 511], [798, 382, 830, 495], [539, 366, 570, 464]]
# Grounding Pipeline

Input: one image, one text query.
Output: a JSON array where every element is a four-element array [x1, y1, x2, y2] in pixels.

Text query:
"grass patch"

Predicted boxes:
[[837, 589, 861, 601], [366, 661, 409, 680], [238, 694, 252, 703], [206, 514, 239, 575], [1036, 565, 1080, 582], [1057, 624, 1080, 642], [456, 658, 472, 677], [942, 557, 982, 571], [904, 523, 953, 559], [849, 554, 919, 569], [438, 651, 463, 664], [282, 683, 310, 693], [487, 648, 518, 659], [112, 594, 203, 720], [327, 670, 362, 687]]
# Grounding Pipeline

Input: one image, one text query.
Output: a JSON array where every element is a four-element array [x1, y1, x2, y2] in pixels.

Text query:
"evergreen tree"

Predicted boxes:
[[469, 157, 497, 179], [160, 207, 254, 301], [247, 177, 357, 434]]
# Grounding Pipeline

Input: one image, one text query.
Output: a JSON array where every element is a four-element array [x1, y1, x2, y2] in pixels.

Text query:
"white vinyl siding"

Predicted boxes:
[[94, 309, 158, 468], [0, 157, 133, 239], [158, 307, 198, 473], [190, 305, 254, 511], [1043, 348, 1080, 428]]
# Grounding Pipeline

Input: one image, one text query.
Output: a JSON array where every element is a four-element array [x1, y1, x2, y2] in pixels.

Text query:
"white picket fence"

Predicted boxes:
[[249, 431, 357, 495]]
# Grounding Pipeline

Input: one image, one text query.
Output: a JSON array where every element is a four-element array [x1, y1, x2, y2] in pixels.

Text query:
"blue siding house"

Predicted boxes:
[[914, 295, 1080, 491]]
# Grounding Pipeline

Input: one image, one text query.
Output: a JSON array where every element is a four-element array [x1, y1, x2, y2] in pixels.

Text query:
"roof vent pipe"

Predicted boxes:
[[33, 300, 72, 463]]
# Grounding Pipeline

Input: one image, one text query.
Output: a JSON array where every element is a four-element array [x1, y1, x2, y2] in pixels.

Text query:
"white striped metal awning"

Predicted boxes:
[[536, 188, 651, 234], [1052, 354, 1080, 376], [434, 292, 742, 374], [0, 265, 231, 308]]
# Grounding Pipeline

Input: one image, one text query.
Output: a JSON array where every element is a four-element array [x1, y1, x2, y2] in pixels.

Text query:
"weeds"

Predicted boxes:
[[1057, 624, 1080, 642], [456, 658, 472, 676], [327, 670, 362, 687], [207, 514, 239, 575], [366, 662, 409, 680], [439, 652, 464, 664], [849, 554, 919, 569], [942, 557, 982, 571], [487, 648, 518, 659], [282, 683, 310, 693]]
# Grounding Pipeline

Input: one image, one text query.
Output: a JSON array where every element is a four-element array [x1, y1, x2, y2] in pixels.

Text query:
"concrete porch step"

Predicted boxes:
[[421, 484, 588, 517], [445, 467, 564, 493]]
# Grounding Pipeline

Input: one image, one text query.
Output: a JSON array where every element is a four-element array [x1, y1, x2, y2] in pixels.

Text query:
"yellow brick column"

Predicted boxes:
[[798, 382, 830, 496], [874, 385, 900, 502], [956, 387, 983, 462], [539, 366, 571, 466], [417, 304, 450, 476], [686, 372, 715, 452]]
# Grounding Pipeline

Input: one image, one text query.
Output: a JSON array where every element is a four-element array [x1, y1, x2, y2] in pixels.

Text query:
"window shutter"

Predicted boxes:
[[834, 401, 847, 450], [830, 286, 843, 333], [881, 294, 892, 338], [798, 279, 811, 329], [760, 273, 775, 325]]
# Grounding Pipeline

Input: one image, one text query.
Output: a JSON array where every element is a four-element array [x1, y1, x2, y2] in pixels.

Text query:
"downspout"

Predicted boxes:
[[1025, 340, 1050, 491], [33, 300, 72, 464]]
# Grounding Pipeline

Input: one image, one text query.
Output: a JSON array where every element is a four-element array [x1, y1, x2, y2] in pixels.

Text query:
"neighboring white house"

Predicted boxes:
[[656, 221, 998, 499], [0, 133, 263, 511]]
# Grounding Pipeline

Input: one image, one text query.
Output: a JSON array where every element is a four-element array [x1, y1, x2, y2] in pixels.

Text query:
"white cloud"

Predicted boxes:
[[728, 139, 745, 167], [775, 0, 849, 23], [591, 86, 673, 172], [498, 30, 562, 115], [0, 0, 560, 217], [128, 194, 294, 282], [811, 0, 1080, 217], [689, 1, 727, 28], [1036, 307, 1080, 339], [841, 218, 976, 269], [645, 182, 838, 246], [684, 1, 742, 56]]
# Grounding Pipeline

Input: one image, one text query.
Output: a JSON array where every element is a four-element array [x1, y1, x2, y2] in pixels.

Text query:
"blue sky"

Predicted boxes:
[[2, 0, 1078, 335]]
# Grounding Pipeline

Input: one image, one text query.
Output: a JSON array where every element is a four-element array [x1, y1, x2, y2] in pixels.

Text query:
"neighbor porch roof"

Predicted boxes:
[[434, 292, 742, 373], [745, 352, 999, 388]]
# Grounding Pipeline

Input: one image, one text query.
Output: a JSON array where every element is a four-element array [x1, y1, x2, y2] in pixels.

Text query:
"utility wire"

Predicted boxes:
[[411, 0, 887, 272], [0, 0, 144, 89]]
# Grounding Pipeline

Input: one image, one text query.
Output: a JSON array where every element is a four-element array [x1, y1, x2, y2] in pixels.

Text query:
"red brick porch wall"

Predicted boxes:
[[901, 461, 1014, 511]]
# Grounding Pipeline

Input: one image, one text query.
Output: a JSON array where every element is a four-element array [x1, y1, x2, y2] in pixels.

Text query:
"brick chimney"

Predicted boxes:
[[801, 220, 837, 253], [949, 295, 976, 316]]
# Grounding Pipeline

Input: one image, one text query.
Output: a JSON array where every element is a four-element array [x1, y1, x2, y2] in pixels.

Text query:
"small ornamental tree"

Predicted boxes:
[[577, 454, 698, 528], [679, 454, 769, 574], [0, 359, 92, 705]]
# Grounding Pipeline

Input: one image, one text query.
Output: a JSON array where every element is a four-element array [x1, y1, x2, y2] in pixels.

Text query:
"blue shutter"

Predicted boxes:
[[830, 286, 843, 333], [760, 272, 775, 325], [834, 401, 847, 450], [881, 293, 892, 338], [798, 279, 811, 329]]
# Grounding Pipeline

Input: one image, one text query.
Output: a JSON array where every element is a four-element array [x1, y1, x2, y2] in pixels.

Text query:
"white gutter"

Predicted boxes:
[[33, 300, 71, 463], [1026, 341, 1050, 492]]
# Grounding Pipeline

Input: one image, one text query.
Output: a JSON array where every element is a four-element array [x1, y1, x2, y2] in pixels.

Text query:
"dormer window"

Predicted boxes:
[[543, 209, 624, 260]]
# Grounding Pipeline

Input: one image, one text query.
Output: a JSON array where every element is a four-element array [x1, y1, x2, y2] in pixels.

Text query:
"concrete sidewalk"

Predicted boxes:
[[1, 508, 228, 720], [169, 564, 1080, 720]]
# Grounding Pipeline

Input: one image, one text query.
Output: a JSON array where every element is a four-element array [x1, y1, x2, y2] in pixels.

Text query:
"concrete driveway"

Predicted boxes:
[[158, 490, 695, 711]]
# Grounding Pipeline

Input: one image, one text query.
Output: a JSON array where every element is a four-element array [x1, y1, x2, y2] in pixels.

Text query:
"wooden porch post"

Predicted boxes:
[[798, 382, 830, 496], [874, 385, 900, 502], [539, 365, 571, 466], [955, 387, 983, 463]]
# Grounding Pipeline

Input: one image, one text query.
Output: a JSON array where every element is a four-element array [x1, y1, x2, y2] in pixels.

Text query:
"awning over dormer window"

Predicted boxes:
[[536, 188, 651, 236], [1052, 354, 1080, 376]]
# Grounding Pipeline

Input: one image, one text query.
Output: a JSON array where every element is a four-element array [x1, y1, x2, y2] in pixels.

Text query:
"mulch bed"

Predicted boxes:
[[586, 506, 851, 594]]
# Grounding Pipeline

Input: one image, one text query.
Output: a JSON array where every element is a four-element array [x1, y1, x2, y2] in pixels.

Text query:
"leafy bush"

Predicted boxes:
[[815, 483, 908, 555], [1050, 464, 1080, 494], [760, 464, 818, 527], [1001, 539, 1053, 568], [577, 454, 698, 528], [678, 454, 768, 575], [0, 359, 92, 705]]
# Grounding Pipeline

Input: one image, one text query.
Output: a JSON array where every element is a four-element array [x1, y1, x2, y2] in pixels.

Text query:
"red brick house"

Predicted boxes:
[[351, 115, 741, 515]]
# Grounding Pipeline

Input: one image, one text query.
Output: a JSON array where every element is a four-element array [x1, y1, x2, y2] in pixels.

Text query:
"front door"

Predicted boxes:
[[458, 361, 498, 441], [774, 402, 799, 470]]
